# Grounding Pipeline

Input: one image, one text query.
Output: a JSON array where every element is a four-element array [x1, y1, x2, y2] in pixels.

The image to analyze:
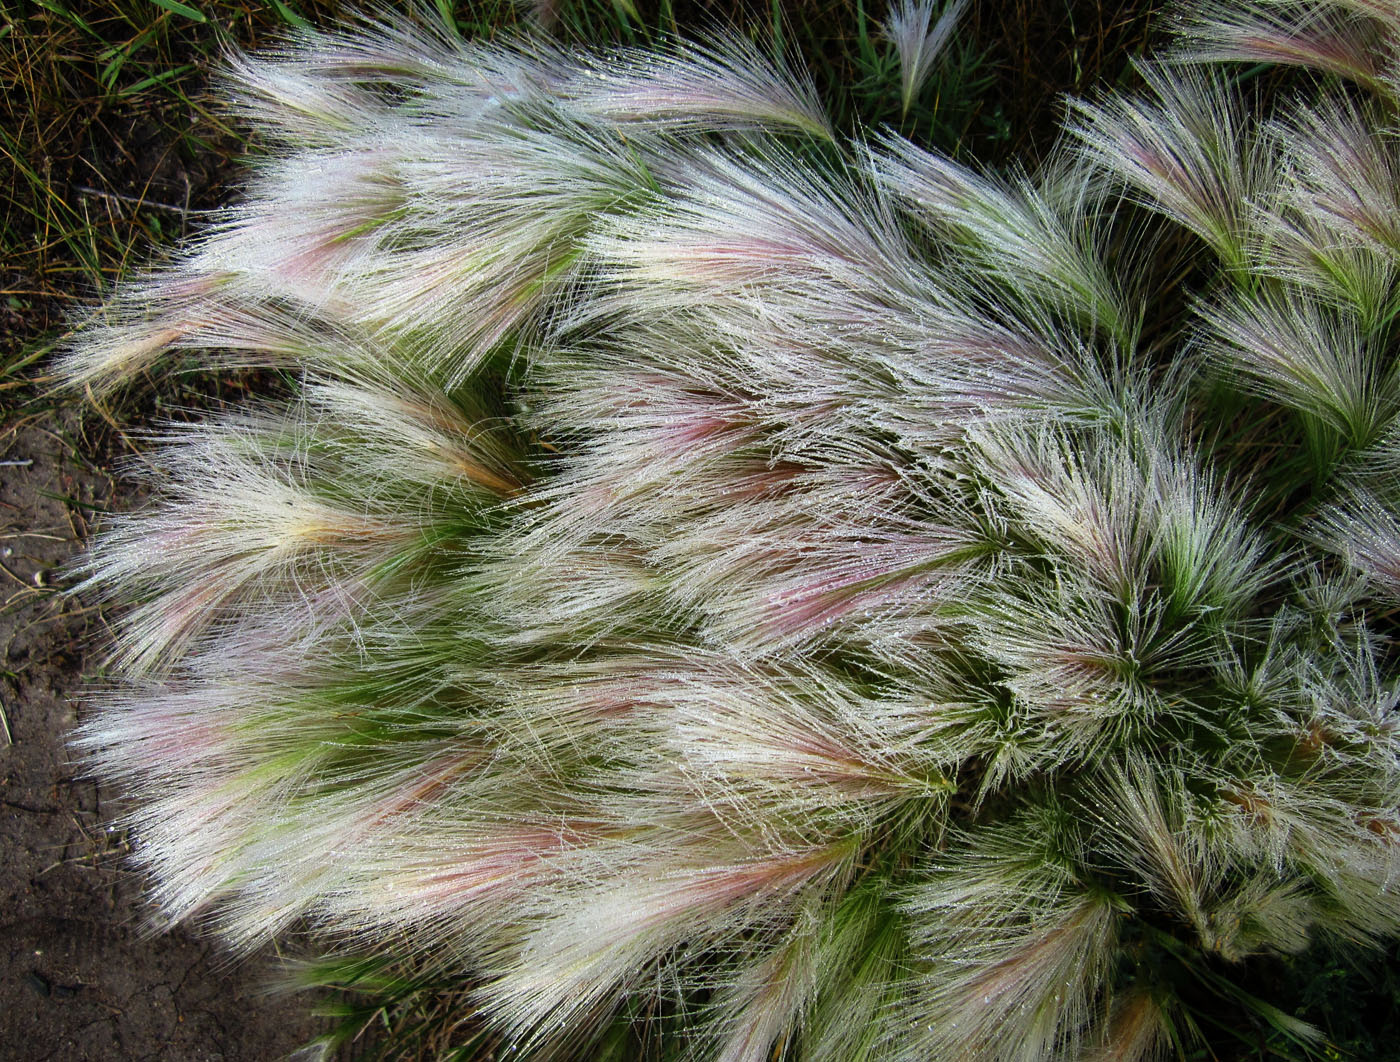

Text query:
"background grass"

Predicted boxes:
[[5, 1, 1399, 1059]]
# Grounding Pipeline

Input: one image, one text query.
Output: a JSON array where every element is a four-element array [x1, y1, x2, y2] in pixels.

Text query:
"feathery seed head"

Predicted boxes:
[[885, 0, 970, 119]]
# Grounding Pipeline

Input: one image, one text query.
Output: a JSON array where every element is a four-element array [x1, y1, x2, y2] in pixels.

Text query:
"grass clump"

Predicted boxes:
[[58, 0, 1400, 1059]]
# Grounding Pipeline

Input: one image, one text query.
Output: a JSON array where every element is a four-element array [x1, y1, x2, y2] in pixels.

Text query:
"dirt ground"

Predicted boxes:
[[0, 410, 326, 1060]]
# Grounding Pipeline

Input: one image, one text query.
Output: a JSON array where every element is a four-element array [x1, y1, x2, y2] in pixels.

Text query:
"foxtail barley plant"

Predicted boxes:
[[66, 0, 1400, 1057]]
